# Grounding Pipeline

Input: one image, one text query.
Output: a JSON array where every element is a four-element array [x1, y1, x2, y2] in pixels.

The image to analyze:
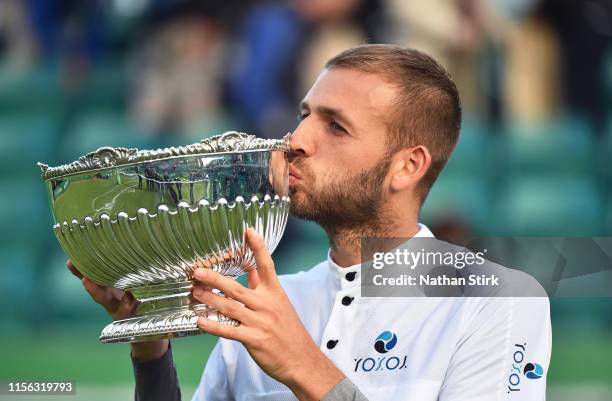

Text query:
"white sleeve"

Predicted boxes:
[[438, 297, 552, 401], [191, 340, 236, 401]]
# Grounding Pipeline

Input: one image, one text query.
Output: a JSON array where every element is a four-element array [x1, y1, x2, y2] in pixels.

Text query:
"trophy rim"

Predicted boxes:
[[37, 131, 291, 181]]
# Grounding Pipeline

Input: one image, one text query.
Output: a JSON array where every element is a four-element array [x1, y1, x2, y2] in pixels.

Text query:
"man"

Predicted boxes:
[[69, 44, 551, 400]]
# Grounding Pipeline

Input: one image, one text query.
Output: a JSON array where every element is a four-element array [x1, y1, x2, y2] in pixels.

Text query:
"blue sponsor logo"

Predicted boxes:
[[507, 343, 546, 394], [374, 330, 397, 354], [524, 363, 544, 379], [354, 330, 408, 373]]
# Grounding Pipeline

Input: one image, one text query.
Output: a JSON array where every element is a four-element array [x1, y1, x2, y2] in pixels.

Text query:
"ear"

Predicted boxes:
[[389, 145, 432, 192]]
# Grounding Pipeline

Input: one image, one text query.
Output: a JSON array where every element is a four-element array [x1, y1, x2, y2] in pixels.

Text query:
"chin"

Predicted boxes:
[[288, 195, 310, 218], [288, 185, 303, 198]]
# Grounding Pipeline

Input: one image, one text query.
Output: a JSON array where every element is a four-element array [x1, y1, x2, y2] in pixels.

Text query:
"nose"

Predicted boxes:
[[289, 121, 315, 159]]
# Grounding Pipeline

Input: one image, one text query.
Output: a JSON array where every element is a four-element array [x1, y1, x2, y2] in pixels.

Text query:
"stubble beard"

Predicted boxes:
[[289, 156, 394, 239]]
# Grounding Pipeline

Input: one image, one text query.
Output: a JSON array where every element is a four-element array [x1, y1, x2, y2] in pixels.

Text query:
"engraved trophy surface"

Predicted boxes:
[[38, 132, 290, 343]]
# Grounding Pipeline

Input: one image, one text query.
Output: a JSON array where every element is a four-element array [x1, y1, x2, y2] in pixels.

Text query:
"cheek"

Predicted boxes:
[[313, 163, 346, 192], [317, 143, 354, 165], [310, 158, 340, 183]]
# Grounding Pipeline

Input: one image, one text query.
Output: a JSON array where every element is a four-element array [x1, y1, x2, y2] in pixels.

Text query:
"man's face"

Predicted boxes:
[[288, 67, 398, 230]]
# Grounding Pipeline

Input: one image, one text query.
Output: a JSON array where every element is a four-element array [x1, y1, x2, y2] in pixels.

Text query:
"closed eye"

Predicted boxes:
[[328, 120, 346, 134]]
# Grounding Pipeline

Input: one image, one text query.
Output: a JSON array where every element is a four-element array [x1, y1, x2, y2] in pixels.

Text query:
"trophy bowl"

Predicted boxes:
[[38, 132, 290, 343]]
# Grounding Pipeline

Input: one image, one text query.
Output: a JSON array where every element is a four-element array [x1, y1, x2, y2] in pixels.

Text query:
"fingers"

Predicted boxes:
[[245, 228, 278, 286], [115, 291, 138, 320], [66, 260, 83, 279], [193, 268, 261, 309], [73, 262, 136, 320], [192, 285, 253, 325], [82, 277, 118, 309], [197, 316, 244, 342], [247, 268, 260, 289], [194, 258, 213, 270], [82, 277, 136, 320]]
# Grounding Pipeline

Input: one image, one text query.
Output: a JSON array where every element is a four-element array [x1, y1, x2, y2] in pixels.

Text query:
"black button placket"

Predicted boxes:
[[324, 268, 358, 353]]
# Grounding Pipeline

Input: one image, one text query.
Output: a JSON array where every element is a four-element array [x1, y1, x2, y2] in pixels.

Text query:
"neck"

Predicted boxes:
[[324, 213, 420, 267]]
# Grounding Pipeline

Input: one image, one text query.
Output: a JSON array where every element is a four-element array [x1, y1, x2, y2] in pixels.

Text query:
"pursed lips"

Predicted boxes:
[[289, 165, 302, 181]]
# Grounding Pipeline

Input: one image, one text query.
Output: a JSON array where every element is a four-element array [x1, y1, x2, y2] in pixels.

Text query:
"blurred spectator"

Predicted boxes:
[[129, 14, 227, 135], [541, 0, 612, 132], [0, 0, 37, 68], [126, 1, 246, 136], [25, 0, 110, 85], [387, 0, 505, 118], [502, 1, 561, 124], [386, 0, 566, 126], [227, 0, 384, 139]]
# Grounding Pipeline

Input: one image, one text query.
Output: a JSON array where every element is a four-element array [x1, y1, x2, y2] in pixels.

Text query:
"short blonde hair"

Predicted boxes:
[[326, 44, 462, 200]]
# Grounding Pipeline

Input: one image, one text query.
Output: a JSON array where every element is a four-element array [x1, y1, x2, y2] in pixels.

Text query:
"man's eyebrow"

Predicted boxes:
[[299, 101, 354, 130]]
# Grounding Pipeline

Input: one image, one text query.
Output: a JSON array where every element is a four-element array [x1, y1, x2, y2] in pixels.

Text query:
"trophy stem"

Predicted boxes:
[[131, 281, 194, 315]]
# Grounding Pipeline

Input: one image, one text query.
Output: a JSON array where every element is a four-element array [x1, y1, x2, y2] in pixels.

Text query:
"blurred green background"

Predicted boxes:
[[1, 0, 612, 400]]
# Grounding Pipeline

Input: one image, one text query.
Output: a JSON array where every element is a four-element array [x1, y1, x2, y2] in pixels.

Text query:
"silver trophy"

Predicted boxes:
[[38, 132, 290, 343]]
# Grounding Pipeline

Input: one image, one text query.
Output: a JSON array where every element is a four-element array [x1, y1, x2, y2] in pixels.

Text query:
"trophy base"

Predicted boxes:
[[99, 280, 239, 343], [99, 307, 238, 343]]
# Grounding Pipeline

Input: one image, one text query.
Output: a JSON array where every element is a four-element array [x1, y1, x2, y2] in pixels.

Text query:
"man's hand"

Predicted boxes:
[[191, 228, 344, 401], [66, 260, 168, 362], [67, 260, 136, 321]]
